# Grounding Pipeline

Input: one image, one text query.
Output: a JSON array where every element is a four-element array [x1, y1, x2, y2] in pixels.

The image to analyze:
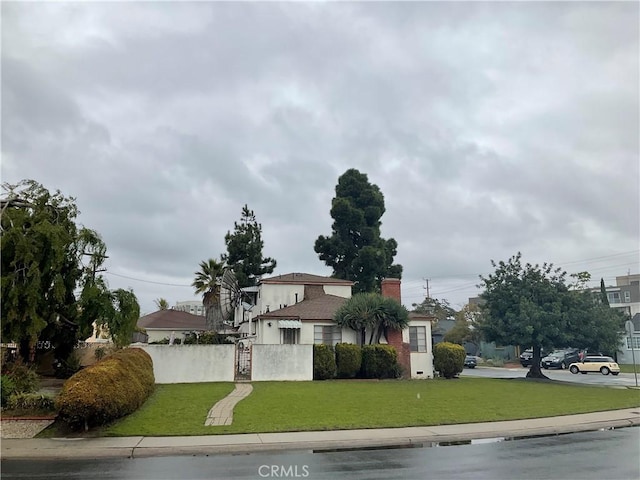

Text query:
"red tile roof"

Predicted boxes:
[[257, 294, 347, 321], [137, 310, 208, 330], [260, 273, 353, 286]]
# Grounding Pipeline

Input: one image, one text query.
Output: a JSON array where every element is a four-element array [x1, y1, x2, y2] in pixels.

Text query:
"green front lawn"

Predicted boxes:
[[103, 378, 640, 437], [618, 364, 640, 374]]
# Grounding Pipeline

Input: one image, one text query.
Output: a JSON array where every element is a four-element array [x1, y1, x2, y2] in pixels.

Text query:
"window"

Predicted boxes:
[[624, 291, 631, 303], [409, 326, 427, 352], [282, 329, 298, 344], [314, 325, 342, 345], [607, 292, 621, 304], [626, 336, 640, 349]]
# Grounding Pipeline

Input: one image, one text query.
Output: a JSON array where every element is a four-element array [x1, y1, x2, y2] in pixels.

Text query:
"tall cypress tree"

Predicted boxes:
[[314, 169, 402, 293], [600, 278, 610, 306]]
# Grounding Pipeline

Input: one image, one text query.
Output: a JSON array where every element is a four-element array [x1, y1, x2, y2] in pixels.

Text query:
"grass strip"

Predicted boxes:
[[102, 378, 640, 437]]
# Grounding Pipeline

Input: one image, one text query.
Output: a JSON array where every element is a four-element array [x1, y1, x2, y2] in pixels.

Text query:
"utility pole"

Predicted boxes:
[[423, 278, 431, 299], [83, 252, 108, 282]]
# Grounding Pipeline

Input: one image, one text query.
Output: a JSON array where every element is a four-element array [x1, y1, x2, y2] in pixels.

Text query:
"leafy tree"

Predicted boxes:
[[101, 288, 141, 348], [222, 205, 276, 288], [334, 292, 409, 344], [192, 258, 225, 331], [444, 303, 484, 347], [1, 180, 103, 362], [567, 290, 625, 356], [315, 169, 402, 293], [412, 297, 456, 322], [154, 298, 169, 310], [479, 253, 625, 379], [443, 318, 471, 345], [479, 253, 572, 378]]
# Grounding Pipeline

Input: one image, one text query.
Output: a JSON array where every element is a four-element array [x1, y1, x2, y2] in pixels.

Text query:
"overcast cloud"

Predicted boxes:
[[2, 1, 638, 314]]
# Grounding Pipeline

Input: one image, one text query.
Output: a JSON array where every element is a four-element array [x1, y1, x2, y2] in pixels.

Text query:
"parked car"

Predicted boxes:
[[519, 348, 547, 367], [569, 356, 620, 376], [464, 355, 477, 368], [541, 349, 580, 369]]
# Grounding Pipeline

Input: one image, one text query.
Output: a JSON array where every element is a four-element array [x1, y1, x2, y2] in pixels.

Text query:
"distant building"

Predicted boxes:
[[595, 275, 640, 365], [173, 300, 205, 316], [137, 310, 207, 343]]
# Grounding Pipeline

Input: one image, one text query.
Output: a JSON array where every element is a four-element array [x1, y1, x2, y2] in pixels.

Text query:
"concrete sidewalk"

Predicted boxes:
[[2, 408, 639, 460]]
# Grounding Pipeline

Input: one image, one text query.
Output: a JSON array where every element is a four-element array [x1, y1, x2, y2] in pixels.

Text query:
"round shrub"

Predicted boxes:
[[361, 345, 400, 379], [313, 344, 336, 380], [56, 348, 154, 430], [434, 342, 465, 379], [335, 343, 362, 379]]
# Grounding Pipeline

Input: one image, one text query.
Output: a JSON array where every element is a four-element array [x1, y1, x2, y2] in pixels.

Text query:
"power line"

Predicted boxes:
[[105, 271, 193, 287]]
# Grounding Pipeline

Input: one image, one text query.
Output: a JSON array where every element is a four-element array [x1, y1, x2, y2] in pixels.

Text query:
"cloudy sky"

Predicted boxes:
[[2, 1, 638, 314]]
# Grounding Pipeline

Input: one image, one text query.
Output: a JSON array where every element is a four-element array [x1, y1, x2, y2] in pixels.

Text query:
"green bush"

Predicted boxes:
[[361, 345, 400, 379], [94, 347, 106, 361], [183, 331, 236, 344], [4, 362, 39, 395], [56, 348, 155, 430], [7, 393, 56, 411], [313, 344, 336, 380], [335, 343, 362, 378], [434, 342, 465, 379], [1, 375, 16, 407]]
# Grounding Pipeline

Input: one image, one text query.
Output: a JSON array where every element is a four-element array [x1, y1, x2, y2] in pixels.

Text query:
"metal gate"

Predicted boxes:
[[235, 342, 252, 381]]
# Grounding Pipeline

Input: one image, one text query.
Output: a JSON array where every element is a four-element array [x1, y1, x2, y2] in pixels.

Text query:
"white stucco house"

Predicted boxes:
[[137, 309, 207, 343], [235, 273, 435, 378]]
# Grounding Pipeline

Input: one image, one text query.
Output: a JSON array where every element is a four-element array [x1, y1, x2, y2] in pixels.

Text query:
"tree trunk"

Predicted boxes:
[[526, 345, 548, 379]]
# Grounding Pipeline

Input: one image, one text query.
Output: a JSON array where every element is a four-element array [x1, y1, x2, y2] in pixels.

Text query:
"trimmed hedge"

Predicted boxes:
[[313, 344, 336, 380], [335, 343, 362, 379], [56, 348, 155, 430], [361, 345, 401, 379], [434, 342, 465, 379]]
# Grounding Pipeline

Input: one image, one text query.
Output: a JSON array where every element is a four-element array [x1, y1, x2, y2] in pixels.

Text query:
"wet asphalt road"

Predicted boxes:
[[2, 427, 638, 480], [461, 365, 640, 387]]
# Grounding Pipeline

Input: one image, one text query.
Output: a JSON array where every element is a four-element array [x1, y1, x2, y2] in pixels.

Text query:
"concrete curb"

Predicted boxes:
[[2, 408, 639, 460]]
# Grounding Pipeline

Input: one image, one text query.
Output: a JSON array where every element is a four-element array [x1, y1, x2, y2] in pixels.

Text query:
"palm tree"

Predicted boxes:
[[192, 258, 225, 331], [334, 293, 409, 344], [375, 297, 409, 344], [154, 298, 169, 310]]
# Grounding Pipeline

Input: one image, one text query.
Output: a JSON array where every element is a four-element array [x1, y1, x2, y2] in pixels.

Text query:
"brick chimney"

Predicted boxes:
[[381, 278, 411, 378], [381, 278, 401, 302]]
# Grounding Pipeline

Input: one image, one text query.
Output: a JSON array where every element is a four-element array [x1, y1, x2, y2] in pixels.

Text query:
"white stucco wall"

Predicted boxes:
[[252, 344, 313, 381], [410, 352, 434, 378], [256, 284, 305, 317], [145, 329, 188, 343], [403, 319, 434, 379], [138, 344, 235, 383], [256, 321, 359, 345], [321, 285, 352, 298]]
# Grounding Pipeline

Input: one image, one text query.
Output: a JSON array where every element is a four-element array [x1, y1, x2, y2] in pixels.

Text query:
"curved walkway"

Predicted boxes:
[[204, 383, 253, 426]]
